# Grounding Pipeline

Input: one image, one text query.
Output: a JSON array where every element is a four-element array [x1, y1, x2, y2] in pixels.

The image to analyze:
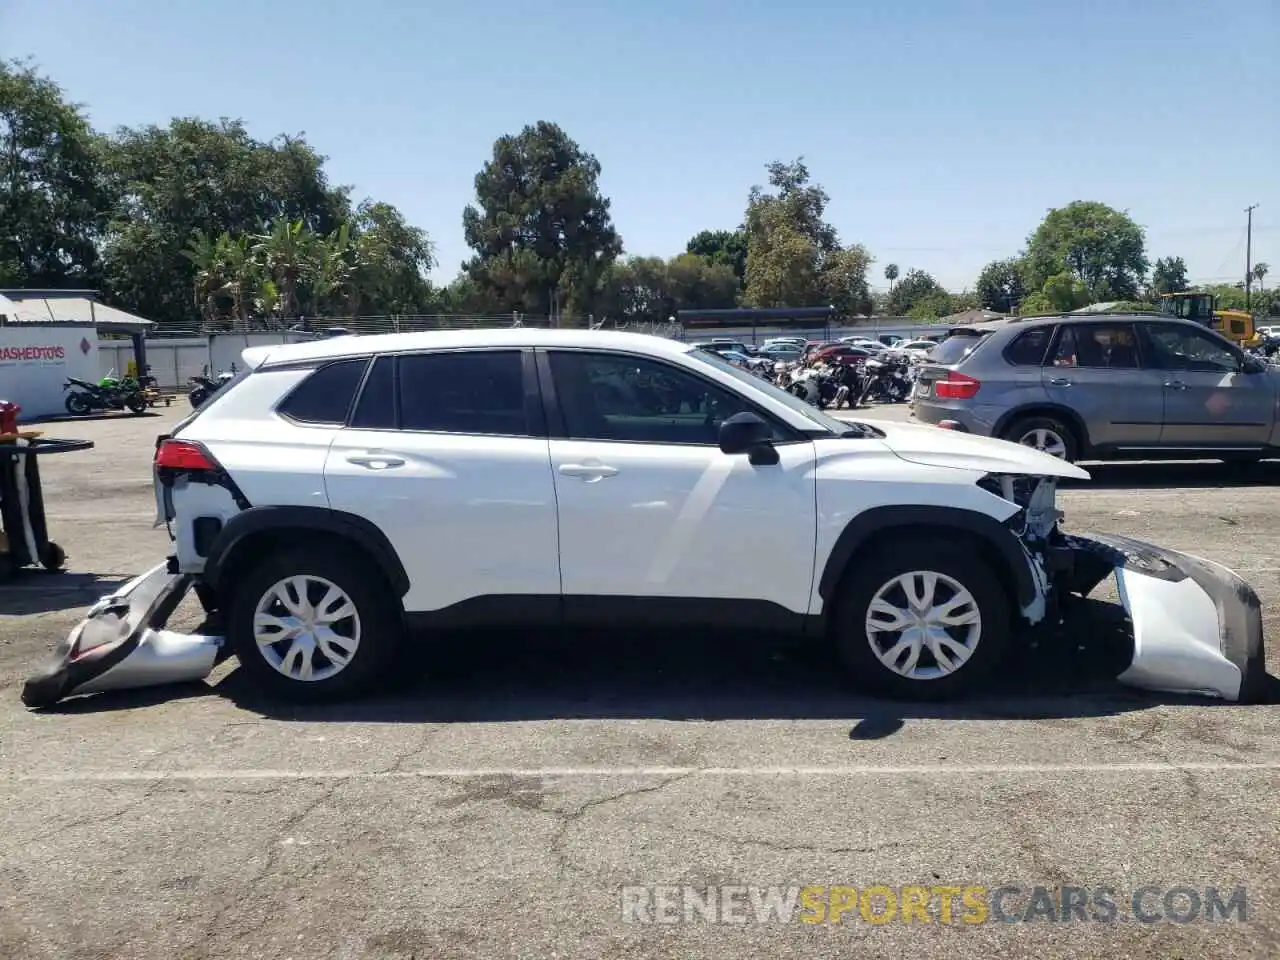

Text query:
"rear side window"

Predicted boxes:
[[1051, 324, 1139, 369], [398, 350, 529, 436], [277, 358, 369, 424], [1003, 328, 1054, 366], [929, 334, 988, 365]]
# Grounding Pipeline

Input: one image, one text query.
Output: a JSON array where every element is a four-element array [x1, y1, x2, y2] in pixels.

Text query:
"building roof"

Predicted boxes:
[[939, 308, 1008, 324], [0, 290, 155, 334]]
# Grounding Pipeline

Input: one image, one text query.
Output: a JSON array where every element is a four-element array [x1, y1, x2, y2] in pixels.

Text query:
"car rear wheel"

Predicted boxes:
[[833, 538, 1013, 700], [227, 545, 403, 702], [1004, 415, 1078, 462]]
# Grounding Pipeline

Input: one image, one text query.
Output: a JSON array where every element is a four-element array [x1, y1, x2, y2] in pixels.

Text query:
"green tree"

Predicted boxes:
[[885, 268, 945, 316], [0, 59, 112, 287], [1149, 255, 1189, 297], [462, 121, 622, 323], [1042, 271, 1091, 311], [975, 258, 1026, 313], [742, 158, 870, 314], [343, 200, 436, 317], [1018, 291, 1055, 316], [686, 229, 747, 282], [101, 118, 350, 326], [1023, 201, 1148, 301], [1252, 262, 1269, 292], [599, 253, 739, 325], [884, 263, 899, 289]]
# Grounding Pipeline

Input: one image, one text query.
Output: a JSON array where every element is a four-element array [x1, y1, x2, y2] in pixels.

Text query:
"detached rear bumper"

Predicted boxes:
[[1063, 532, 1269, 703], [21, 563, 224, 709]]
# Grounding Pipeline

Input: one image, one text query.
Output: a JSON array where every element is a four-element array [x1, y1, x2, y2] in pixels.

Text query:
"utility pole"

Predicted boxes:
[[1245, 204, 1259, 310]]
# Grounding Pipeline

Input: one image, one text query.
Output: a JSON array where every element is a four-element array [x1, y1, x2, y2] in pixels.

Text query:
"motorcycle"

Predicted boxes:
[[858, 357, 912, 405], [188, 368, 237, 409], [786, 365, 841, 409], [63, 376, 148, 416]]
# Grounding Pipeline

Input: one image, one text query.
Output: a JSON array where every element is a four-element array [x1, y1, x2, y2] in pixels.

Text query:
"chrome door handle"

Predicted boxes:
[[558, 463, 619, 482], [346, 454, 405, 469], [1163, 381, 1188, 390], [1048, 377, 1073, 386]]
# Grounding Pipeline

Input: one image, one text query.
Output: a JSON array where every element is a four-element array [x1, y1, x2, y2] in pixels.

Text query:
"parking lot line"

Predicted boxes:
[[12, 761, 1280, 783]]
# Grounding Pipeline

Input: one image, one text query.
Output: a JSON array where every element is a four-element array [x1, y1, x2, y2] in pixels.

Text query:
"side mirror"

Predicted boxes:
[[719, 411, 779, 465]]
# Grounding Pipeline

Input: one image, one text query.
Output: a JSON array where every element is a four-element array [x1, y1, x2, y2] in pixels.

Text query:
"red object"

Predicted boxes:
[[154, 438, 216, 471], [0, 401, 20, 435], [932, 372, 981, 400]]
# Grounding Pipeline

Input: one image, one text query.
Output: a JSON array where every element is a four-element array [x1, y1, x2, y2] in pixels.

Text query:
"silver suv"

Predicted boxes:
[[911, 314, 1280, 463]]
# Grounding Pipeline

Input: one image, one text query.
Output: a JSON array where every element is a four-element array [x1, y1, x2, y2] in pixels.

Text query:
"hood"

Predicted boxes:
[[866, 419, 1091, 480]]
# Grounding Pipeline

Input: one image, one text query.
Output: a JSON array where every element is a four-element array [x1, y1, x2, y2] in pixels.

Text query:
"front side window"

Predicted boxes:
[[1051, 324, 1139, 369], [548, 351, 787, 446], [1141, 324, 1240, 373], [398, 350, 529, 435]]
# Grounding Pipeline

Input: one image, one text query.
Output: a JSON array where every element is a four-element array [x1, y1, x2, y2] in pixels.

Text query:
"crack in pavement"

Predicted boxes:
[[549, 773, 696, 880]]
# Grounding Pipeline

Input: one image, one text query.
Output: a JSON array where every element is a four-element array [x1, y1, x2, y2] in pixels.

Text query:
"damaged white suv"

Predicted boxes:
[[23, 330, 1270, 707]]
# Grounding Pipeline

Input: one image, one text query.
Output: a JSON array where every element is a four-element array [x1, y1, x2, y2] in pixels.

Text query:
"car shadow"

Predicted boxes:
[[1065, 460, 1280, 490], [195, 598, 1262, 724], [0, 572, 132, 615]]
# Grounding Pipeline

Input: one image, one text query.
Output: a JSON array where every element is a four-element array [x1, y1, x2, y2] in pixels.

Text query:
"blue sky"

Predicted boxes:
[[3, 0, 1276, 291]]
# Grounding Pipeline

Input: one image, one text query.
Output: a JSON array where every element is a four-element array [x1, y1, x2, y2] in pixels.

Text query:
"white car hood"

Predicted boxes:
[[865, 419, 1091, 480]]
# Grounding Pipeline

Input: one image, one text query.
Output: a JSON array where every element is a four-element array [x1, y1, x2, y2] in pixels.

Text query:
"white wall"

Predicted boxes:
[[1, 325, 100, 420], [98, 332, 317, 390]]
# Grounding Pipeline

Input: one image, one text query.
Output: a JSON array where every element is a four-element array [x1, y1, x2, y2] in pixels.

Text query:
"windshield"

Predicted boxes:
[[687, 347, 860, 435]]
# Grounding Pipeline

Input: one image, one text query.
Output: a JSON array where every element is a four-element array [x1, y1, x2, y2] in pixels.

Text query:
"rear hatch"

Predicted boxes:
[[911, 330, 990, 402]]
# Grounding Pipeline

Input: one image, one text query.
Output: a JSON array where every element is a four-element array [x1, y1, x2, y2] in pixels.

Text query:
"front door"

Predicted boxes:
[[1041, 322, 1164, 449], [540, 349, 818, 625], [324, 350, 561, 618], [1139, 322, 1275, 449]]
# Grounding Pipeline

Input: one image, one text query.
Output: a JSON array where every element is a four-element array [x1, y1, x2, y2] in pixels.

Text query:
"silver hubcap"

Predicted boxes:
[[1018, 427, 1068, 459], [253, 575, 361, 682], [865, 571, 982, 680]]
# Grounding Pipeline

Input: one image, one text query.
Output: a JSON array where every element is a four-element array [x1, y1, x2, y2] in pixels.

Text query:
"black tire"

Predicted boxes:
[[64, 393, 90, 416], [189, 388, 208, 409], [226, 545, 403, 702], [126, 394, 147, 415], [832, 537, 1013, 701], [1002, 415, 1079, 463], [39, 541, 66, 572]]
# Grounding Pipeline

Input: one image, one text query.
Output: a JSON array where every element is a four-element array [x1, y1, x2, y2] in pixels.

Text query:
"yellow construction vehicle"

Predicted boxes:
[[1157, 292, 1257, 345]]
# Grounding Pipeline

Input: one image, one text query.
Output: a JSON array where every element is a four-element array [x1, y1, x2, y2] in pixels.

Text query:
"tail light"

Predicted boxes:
[[155, 438, 216, 471], [933, 372, 981, 400]]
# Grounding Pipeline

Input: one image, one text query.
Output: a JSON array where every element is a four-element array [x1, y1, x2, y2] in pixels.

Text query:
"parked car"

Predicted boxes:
[[756, 342, 805, 362], [912, 314, 1280, 463], [895, 339, 941, 361], [148, 327, 1112, 703], [811, 344, 875, 366]]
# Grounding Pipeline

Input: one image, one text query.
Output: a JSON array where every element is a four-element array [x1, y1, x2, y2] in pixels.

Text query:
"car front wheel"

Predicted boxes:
[[833, 539, 1012, 700], [227, 545, 402, 701]]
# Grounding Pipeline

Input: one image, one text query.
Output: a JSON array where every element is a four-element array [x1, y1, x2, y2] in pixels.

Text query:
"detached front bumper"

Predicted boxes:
[[1063, 532, 1270, 703], [21, 563, 224, 709]]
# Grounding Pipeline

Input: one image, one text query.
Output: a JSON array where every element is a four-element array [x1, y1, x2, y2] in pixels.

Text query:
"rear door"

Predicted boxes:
[[1041, 322, 1164, 448], [1138, 322, 1275, 449], [323, 349, 561, 618]]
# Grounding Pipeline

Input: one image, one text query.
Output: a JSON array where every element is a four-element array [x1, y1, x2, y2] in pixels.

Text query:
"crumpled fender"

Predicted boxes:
[[1063, 532, 1270, 703], [21, 563, 225, 709]]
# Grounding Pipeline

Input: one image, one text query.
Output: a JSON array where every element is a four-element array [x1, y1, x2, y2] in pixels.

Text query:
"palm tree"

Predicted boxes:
[[884, 263, 899, 290], [1253, 262, 1269, 292], [253, 220, 312, 320]]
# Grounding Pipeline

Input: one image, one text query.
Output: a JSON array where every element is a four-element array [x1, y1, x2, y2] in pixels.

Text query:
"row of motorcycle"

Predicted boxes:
[[62, 371, 158, 416], [744, 355, 918, 410]]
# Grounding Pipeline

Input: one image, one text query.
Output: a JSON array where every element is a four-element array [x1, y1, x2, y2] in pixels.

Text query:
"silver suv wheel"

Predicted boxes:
[[253, 575, 362, 682], [864, 570, 982, 680], [1016, 426, 1068, 459]]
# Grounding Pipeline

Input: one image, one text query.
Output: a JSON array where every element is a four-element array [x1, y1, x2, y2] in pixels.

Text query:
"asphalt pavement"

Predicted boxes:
[[0, 404, 1277, 960]]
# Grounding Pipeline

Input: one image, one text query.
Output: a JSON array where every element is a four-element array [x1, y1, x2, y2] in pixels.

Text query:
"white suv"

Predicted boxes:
[[154, 328, 1090, 702]]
